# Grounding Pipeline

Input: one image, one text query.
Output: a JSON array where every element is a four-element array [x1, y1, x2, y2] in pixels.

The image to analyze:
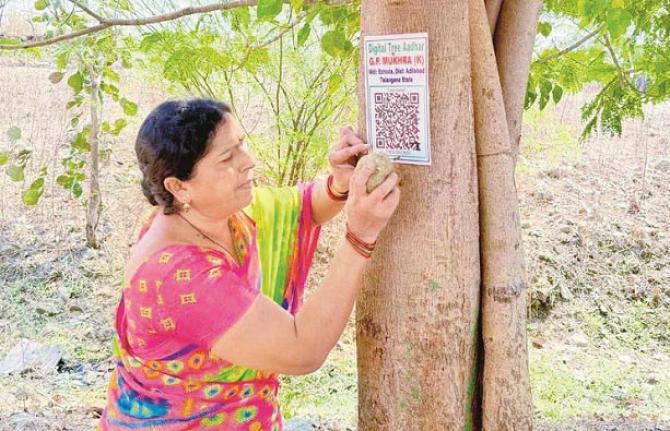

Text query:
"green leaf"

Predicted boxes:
[[611, 0, 625, 8], [55, 52, 69, 69], [120, 98, 138, 116], [0, 37, 20, 46], [538, 22, 552, 37], [244, 48, 270, 73], [56, 175, 73, 188], [102, 68, 120, 82], [327, 74, 343, 96], [22, 188, 42, 205], [607, 8, 632, 39], [48, 71, 64, 84], [297, 23, 311, 47], [6, 165, 24, 182], [539, 80, 553, 110], [321, 30, 351, 58], [71, 132, 91, 152], [72, 182, 83, 197], [34, 0, 48, 10], [231, 7, 251, 30], [66, 97, 83, 109], [111, 118, 128, 135], [6, 126, 21, 141], [257, 0, 283, 20], [0, 152, 8, 166], [67, 72, 84, 94], [22, 176, 45, 205], [552, 84, 564, 104], [31, 177, 45, 189], [100, 82, 119, 97]]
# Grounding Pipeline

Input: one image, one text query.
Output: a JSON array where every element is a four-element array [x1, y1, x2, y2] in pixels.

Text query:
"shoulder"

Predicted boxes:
[[127, 244, 235, 289]]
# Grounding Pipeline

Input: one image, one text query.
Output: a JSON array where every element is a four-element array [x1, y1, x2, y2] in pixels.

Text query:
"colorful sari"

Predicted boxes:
[[98, 183, 321, 430]]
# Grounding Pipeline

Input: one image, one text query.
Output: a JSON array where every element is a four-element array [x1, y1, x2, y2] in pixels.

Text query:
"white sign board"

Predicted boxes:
[[363, 33, 431, 166]]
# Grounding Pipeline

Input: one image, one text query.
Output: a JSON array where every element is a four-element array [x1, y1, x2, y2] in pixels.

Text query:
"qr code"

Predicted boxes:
[[374, 92, 421, 151]]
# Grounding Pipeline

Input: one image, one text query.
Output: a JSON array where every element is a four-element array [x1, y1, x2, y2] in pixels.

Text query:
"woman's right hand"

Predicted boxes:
[[346, 162, 401, 243]]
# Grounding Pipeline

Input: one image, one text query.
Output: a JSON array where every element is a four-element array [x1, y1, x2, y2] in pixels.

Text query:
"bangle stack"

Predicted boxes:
[[345, 224, 377, 259], [326, 174, 348, 201]]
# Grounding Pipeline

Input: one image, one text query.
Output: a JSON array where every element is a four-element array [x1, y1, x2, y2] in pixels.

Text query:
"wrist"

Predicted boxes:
[[330, 176, 349, 194], [326, 175, 348, 202], [345, 223, 377, 259]]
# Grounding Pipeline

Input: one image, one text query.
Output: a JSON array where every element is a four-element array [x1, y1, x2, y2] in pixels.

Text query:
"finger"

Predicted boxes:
[[370, 172, 398, 201], [331, 144, 369, 164], [339, 126, 355, 139], [383, 186, 401, 207], [341, 133, 365, 148], [350, 162, 376, 197]]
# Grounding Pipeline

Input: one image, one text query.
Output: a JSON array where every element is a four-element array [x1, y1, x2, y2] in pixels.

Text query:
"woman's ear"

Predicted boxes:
[[164, 177, 190, 205]]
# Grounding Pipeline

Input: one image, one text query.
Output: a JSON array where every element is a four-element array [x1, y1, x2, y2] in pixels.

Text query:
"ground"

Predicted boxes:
[[0, 57, 669, 431]]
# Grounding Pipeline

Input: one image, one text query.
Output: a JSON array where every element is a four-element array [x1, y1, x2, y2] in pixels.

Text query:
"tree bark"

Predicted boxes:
[[356, 1, 482, 429], [469, 0, 532, 429], [86, 67, 102, 249], [484, 0, 504, 35], [493, 0, 542, 160]]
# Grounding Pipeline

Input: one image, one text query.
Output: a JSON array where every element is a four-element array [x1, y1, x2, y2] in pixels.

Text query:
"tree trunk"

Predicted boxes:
[[356, 1, 482, 429], [493, 0, 542, 160], [469, 0, 532, 429], [484, 0, 504, 35], [86, 68, 102, 249]]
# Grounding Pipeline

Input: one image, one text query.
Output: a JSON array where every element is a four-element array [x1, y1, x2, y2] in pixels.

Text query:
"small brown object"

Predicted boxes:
[[355, 153, 396, 193]]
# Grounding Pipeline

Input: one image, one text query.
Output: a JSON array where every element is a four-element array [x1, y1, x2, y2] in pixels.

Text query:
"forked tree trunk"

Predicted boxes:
[[357, 0, 540, 429], [356, 1, 482, 429], [484, 0, 504, 34], [469, 0, 532, 429]]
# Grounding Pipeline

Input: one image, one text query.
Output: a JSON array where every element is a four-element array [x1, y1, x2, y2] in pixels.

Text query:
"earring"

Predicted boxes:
[[182, 202, 191, 212]]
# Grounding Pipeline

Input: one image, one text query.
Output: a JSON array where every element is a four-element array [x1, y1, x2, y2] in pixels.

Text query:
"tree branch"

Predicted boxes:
[[0, 0, 344, 50], [68, 0, 105, 23], [535, 24, 605, 65], [228, 10, 306, 73], [602, 33, 629, 89]]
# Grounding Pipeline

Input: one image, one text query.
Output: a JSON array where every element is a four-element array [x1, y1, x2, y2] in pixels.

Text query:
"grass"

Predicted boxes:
[[531, 347, 670, 422], [518, 104, 582, 174]]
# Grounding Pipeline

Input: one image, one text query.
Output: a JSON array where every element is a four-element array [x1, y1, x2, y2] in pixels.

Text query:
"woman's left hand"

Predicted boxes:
[[328, 126, 370, 194]]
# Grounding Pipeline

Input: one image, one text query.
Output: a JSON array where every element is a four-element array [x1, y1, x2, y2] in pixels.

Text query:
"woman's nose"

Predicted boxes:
[[240, 147, 256, 172]]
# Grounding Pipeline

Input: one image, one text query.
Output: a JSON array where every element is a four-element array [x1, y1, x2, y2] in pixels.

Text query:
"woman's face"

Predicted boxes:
[[183, 114, 256, 218]]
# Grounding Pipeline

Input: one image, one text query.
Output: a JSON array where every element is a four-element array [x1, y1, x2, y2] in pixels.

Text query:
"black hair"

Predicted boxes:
[[135, 99, 232, 214]]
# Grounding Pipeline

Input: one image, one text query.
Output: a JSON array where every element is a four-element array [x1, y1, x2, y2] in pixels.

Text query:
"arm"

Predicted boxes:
[[310, 177, 346, 225], [212, 239, 367, 374], [211, 164, 400, 375]]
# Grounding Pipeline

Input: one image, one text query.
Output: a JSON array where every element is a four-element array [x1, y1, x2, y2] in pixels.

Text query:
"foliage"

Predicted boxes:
[[135, 1, 359, 185], [531, 0, 670, 140], [1, 3, 137, 208]]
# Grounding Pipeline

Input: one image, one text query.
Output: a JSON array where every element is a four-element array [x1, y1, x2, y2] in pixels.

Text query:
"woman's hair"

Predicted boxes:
[[135, 99, 232, 214]]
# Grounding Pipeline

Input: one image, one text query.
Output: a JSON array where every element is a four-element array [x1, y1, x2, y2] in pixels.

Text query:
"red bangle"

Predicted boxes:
[[326, 175, 348, 201], [346, 235, 372, 259], [345, 224, 376, 258], [347, 223, 377, 251]]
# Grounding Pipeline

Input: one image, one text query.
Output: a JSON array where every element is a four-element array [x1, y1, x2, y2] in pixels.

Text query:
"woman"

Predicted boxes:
[[99, 99, 400, 430]]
